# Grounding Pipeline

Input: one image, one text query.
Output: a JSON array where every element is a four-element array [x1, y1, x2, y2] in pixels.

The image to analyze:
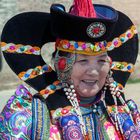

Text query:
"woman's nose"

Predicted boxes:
[[86, 64, 99, 76]]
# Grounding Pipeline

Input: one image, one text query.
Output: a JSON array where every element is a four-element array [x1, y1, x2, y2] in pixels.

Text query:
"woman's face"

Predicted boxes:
[[71, 53, 110, 98]]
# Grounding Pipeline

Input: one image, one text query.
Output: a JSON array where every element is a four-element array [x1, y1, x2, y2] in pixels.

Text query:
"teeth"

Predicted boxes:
[[83, 80, 96, 83]]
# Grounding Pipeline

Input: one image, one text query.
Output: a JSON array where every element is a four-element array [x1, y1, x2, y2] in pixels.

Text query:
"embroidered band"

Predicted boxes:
[[18, 64, 52, 81], [111, 62, 134, 73], [32, 98, 50, 140], [0, 42, 41, 55], [56, 25, 137, 55], [39, 80, 62, 98]]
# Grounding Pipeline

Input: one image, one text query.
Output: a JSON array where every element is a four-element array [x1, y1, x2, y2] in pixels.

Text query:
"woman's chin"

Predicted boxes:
[[77, 85, 100, 97]]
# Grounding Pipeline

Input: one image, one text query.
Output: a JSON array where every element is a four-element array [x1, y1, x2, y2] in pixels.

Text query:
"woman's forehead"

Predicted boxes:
[[76, 53, 108, 59]]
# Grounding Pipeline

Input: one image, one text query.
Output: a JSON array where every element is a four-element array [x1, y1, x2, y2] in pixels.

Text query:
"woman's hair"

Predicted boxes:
[[52, 49, 72, 59]]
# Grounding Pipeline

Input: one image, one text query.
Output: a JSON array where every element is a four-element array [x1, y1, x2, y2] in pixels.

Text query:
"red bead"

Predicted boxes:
[[45, 89, 49, 94], [58, 58, 66, 70], [9, 46, 15, 50], [30, 49, 35, 52], [92, 27, 100, 34], [61, 109, 69, 114]]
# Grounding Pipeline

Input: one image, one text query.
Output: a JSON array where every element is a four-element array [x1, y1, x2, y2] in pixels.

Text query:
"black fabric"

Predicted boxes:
[[46, 89, 71, 110], [46, 87, 124, 110], [1, 12, 57, 91], [105, 87, 125, 106], [108, 11, 139, 86], [50, 4, 118, 43], [1, 12, 55, 45]]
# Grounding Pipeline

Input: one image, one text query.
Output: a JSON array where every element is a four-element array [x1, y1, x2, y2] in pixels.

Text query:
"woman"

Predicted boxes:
[[0, 0, 140, 139]]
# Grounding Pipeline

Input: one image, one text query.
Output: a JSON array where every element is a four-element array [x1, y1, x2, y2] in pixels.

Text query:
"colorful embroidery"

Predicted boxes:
[[111, 62, 134, 73], [52, 106, 74, 121], [106, 102, 140, 140], [119, 113, 140, 140], [56, 25, 137, 55], [49, 125, 62, 140], [32, 97, 50, 140], [1, 42, 41, 55], [104, 121, 120, 140], [127, 100, 140, 128], [0, 85, 32, 139], [52, 107, 84, 140], [83, 114, 96, 139], [18, 64, 52, 81], [64, 125, 83, 140], [81, 103, 121, 140]]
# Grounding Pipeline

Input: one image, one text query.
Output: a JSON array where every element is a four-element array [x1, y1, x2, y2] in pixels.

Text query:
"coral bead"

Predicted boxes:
[[58, 58, 66, 70], [61, 109, 69, 114]]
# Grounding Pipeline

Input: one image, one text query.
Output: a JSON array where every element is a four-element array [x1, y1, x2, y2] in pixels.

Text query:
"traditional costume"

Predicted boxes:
[[0, 0, 140, 139]]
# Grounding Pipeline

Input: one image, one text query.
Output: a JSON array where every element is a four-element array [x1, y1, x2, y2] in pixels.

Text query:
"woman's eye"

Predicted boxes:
[[99, 59, 106, 63], [77, 59, 88, 63]]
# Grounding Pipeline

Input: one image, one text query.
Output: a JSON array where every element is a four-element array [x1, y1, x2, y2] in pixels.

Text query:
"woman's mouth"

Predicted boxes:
[[81, 80, 97, 86]]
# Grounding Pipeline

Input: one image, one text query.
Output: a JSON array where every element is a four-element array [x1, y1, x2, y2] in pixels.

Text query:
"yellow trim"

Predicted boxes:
[[57, 48, 107, 56]]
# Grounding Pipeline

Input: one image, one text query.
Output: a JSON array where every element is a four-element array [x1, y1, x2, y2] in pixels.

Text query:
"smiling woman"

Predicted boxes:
[[0, 0, 140, 139]]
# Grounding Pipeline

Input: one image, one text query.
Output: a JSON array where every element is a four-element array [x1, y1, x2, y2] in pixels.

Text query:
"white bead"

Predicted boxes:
[[69, 92, 73, 96], [93, 109, 97, 113], [65, 92, 69, 95], [94, 105, 97, 108], [72, 89, 75, 93], [70, 85, 74, 89], [67, 96, 70, 99], [68, 88, 71, 92], [117, 92, 121, 97], [73, 94, 77, 97], [71, 97, 74, 100], [64, 88, 67, 92], [110, 87, 114, 91], [111, 91, 114, 94]]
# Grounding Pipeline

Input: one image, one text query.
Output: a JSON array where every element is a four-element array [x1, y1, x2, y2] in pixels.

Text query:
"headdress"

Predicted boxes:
[[1, 0, 138, 91], [1, 0, 139, 139]]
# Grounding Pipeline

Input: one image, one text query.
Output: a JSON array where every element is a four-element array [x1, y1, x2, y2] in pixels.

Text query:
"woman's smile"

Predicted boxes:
[[81, 79, 97, 86]]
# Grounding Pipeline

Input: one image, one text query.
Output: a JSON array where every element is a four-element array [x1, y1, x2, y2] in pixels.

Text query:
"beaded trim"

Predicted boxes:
[[107, 105, 129, 114], [18, 64, 52, 81], [39, 80, 62, 98], [32, 97, 50, 139], [56, 25, 137, 55], [111, 61, 134, 73], [0, 42, 41, 55], [51, 106, 74, 121]]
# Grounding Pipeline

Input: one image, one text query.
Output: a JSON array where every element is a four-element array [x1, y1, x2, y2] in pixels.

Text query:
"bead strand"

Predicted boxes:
[[64, 84, 87, 136]]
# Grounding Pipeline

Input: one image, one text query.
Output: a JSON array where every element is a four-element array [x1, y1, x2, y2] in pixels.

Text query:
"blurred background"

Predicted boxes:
[[0, 0, 140, 111]]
